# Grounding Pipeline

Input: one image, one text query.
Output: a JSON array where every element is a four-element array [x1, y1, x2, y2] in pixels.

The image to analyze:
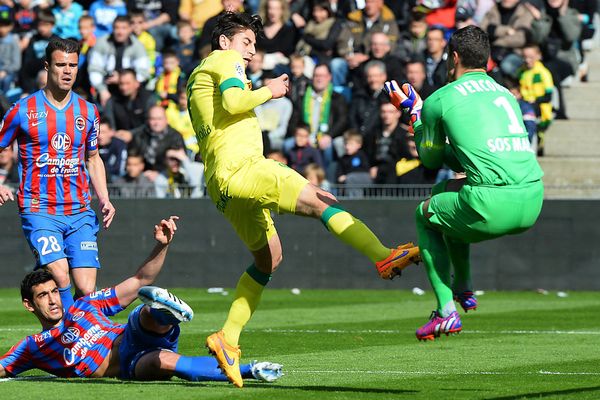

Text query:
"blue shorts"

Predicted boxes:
[[118, 305, 180, 379], [20, 210, 101, 268]]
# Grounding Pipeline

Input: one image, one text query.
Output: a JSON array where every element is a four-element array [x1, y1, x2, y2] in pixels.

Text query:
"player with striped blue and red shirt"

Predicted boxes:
[[0, 38, 116, 308], [0, 217, 283, 384]]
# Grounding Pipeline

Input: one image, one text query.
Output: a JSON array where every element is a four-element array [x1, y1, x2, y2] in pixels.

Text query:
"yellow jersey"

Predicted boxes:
[[186, 49, 271, 182]]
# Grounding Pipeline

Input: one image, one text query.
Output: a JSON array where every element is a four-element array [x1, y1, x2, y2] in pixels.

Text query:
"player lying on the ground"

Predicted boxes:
[[0, 216, 282, 383], [385, 26, 544, 341]]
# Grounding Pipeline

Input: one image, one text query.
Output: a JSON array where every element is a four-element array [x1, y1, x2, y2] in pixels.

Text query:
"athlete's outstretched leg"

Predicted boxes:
[[295, 183, 419, 278]]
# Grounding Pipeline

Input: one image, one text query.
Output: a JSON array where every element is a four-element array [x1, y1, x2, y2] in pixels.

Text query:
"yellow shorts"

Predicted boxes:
[[207, 157, 309, 251]]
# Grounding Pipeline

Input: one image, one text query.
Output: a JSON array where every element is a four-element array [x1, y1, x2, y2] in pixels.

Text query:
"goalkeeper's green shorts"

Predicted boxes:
[[423, 180, 544, 243]]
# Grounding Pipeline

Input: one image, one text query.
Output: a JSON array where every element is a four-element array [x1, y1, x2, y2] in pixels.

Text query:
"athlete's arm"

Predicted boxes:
[[86, 150, 115, 229], [413, 95, 446, 170], [114, 216, 178, 308], [0, 146, 15, 206], [221, 86, 272, 114]]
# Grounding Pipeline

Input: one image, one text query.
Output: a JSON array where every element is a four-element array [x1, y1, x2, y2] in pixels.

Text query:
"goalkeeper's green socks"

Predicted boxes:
[[320, 205, 391, 263], [444, 236, 472, 293], [416, 203, 456, 317], [222, 264, 271, 346]]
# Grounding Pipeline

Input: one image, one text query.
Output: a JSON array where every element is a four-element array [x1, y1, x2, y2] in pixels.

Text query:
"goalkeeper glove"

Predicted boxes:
[[383, 80, 423, 125]]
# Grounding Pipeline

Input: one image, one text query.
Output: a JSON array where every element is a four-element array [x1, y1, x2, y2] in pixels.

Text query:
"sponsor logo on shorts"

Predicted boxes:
[[61, 327, 81, 344], [80, 241, 98, 251]]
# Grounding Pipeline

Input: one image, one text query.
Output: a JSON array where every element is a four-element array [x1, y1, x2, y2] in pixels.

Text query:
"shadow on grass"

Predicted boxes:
[[13, 377, 418, 394], [483, 385, 600, 399]]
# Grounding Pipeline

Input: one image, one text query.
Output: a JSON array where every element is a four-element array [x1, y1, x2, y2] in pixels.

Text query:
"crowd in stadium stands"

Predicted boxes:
[[0, 0, 596, 197]]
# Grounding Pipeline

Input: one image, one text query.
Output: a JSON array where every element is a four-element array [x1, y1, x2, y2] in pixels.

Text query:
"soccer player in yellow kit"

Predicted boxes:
[[186, 12, 420, 387]]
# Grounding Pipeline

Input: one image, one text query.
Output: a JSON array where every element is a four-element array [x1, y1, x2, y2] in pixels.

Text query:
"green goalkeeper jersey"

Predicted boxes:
[[413, 71, 544, 186]]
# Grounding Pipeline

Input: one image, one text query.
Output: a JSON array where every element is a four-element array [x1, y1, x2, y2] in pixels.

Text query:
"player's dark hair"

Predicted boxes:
[[21, 269, 55, 301], [45, 37, 81, 64], [448, 25, 490, 70], [212, 11, 263, 51]]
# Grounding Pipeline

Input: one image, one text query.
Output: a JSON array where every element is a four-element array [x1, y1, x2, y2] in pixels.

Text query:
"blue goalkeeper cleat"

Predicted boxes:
[[138, 286, 194, 325], [416, 311, 462, 341], [251, 361, 283, 382], [454, 291, 478, 312]]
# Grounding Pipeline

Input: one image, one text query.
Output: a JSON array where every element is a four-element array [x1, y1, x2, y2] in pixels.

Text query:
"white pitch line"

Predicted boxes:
[[1, 328, 599, 335], [287, 370, 600, 376]]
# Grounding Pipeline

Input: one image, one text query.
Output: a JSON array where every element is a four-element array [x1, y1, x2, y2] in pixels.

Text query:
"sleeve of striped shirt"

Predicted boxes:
[[0, 102, 21, 149], [86, 105, 100, 153], [84, 287, 124, 316], [0, 338, 33, 376]]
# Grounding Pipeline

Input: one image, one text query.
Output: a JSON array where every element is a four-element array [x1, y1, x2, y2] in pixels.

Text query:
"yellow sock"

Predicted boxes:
[[222, 265, 270, 346], [321, 205, 390, 263]]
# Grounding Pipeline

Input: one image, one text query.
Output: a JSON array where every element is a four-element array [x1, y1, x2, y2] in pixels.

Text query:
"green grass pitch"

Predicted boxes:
[[0, 288, 599, 400]]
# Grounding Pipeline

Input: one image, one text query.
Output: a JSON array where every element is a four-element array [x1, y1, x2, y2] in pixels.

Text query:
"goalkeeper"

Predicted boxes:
[[385, 26, 544, 341]]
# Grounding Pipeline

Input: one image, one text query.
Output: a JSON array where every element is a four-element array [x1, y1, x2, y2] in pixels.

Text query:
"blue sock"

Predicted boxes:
[[174, 356, 253, 381], [58, 285, 74, 311]]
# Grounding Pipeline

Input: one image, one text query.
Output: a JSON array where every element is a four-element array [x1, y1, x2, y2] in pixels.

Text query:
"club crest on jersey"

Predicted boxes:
[[51, 132, 72, 151], [71, 311, 85, 321], [75, 116, 86, 131], [61, 327, 81, 344]]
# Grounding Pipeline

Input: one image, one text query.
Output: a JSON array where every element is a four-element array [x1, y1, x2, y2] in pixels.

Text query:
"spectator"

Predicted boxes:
[[130, 11, 156, 75], [88, 0, 128, 38], [302, 162, 330, 191], [193, 0, 244, 61], [287, 63, 348, 168], [257, 0, 298, 71], [247, 49, 266, 88], [76, 15, 97, 95], [112, 151, 156, 197], [173, 21, 197, 76], [13, 0, 37, 47], [479, 0, 534, 78], [98, 118, 128, 181], [153, 147, 204, 198], [20, 10, 57, 96], [156, 50, 185, 107], [295, 0, 342, 64], [0, 11, 21, 94], [255, 71, 293, 152], [52, 0, 84, 40], [351, 32, 404, 95], [0, 143, 18, 185], [336, 130, 372, 197], [127, 0, 178, 51], [571, 0, 596, 81], [364, 101, 409, 184], [396, 136, 438, 184], [333, 0, 400, 87], [394, 11, 428, 64], [288, 53, 310, 104], [423, 27, 448, 91], [519, 44, 553, 155], [527, 0, 582, 119], [179, 0, 222, 32], [165, 87, 198, 157], [349, 60, 388, 137], [455, 4, 477, 28], [88, 15, 151, 106], [285, 122, 325, 173], [405, 59, 435, 100], [103, 68, 157, 132], [128, 105, 185, 171]]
